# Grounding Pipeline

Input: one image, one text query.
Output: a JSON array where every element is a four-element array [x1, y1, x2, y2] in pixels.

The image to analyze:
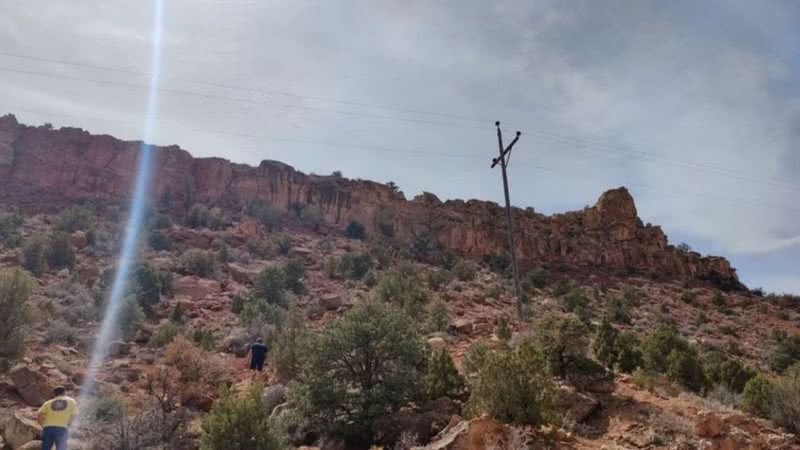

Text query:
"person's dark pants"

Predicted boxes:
[[250, 356, 265, 371], [42, 426, 68, 450]]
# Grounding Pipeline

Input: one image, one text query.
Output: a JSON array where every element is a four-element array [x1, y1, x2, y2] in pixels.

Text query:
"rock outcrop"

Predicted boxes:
[[0, 114, 741, 288]]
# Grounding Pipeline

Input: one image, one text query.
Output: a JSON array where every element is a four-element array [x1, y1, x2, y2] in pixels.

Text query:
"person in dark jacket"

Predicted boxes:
[[249, 337, 268, 372]]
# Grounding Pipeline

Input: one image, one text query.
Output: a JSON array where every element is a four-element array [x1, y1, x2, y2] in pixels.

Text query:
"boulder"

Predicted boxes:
[[263, 384, 287, 415], [288, 246, 313, 261], [319, 294, 342, 311], [411, 416, 513, 450], [373, 397, 461, 446], [108, 341, 131, 358], [2, 411, 42, 449], [9, 365, 52, 406], [428, 337, 447, 352], [227, 262, 267, 285], [70, 231, 88, 250], [451, 319, 473, 335], [16, 441, 43, 450], [223, 328, 251, 357], [695, 412, 727, 438], [552, 385, 600, 423]]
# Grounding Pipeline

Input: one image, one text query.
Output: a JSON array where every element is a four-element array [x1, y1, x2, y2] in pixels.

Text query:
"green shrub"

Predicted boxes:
[[622, 286, 642, 306], [605, 295, 631, 325], [593, 319, 618, 370], [201, 383, 287, 450], [191, 327, 216, 351], [44, 322, 81, 348], [170, 303, 185, 324], [299, 205, 324, 229], [373, 268, 429, 318], [526, 268, 549, 289], [181, 249, 217, 278], [680, 290, 697, 304], [282, 258, 305, 295], [482, 254, 510, 274], [711, 289, 726, 307], [562, 288, 589, 315], [770, 363, 800, 433], [641, 325, 689, 373], [427, 270, 451, 291], [367, 234, 394, 268], [742, 374, 774, 417], [615, 332, 643, 373], [0, 212, 23, 248], [345, 221, 366, 240], [466, 341, 554, 426], [462, 340, 490, 382], [151, 213, 173, 230], [666, 348, 706, 392], [186, 204, 225, 230], [293, 300, 425, 442], [240, 299, 287, 337], [426, 297, 450, 333], [323, 256, 338, 279], [133, 262, 161, 311], [270, 307, 307, 381], [91, 395, 126, 422], [338, 252, 373, 280], [158, 270, 174, 297], [552, 279, 574, 297], [247, 239, 276, 259], [496, 317, 512, 343], [532, 312, 590, 378], [149, 322, 181, 348], [22, 238, 48, 276], [770, 333, 800, 373], [703, 351, 756, 393], [57, 205, 94, 232], [424, 349, 465, 400], [47, 231, 76, 270], [248, 200, 283, 232], [149, 230, 173, 251], [0, 269, 32, 370], [231, 294, 245, 314], [118, 295, 144, 339], [375, 206, 396, 237], [452, 259, 477, 282], [254, 266, 287, 306], [273, 234, 292, 255]]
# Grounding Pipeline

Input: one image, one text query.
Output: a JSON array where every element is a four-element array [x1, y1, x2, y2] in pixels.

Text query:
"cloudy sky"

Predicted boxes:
[[1, 0, 798, 293]]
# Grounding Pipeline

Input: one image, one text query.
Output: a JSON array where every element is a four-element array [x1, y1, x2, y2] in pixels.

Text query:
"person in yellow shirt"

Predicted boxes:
[[37, 386, 78, 450]]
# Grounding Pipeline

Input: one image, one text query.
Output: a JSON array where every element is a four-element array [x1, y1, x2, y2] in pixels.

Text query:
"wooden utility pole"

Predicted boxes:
[[491, 121, 524, 318]]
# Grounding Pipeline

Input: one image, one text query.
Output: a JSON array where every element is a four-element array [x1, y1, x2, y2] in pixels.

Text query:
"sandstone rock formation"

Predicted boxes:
[[0, 114, 741, 288]]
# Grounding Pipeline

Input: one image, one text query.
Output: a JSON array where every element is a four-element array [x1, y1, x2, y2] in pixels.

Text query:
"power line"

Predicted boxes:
[[1, 55, 797, 194]]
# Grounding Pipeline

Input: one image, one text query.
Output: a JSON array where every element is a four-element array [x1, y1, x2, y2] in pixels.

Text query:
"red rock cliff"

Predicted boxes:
[[0, 114, 741, 288]]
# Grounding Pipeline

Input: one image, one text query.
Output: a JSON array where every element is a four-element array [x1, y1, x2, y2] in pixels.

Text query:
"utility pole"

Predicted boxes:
[[491, 121, 524, 319]]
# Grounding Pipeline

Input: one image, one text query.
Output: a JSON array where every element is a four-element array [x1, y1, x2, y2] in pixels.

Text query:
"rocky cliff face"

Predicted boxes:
[[0, 114, 741, 288]]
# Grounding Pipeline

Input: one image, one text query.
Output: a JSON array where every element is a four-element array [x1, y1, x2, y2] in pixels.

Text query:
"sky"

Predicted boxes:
[[0, 0, 798, 293]]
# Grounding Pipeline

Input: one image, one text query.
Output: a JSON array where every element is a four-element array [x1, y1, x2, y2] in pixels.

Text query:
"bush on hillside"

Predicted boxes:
[[496, 317, 512, 343], [666, 348, 706, 392], [158, 270, 174, 297], [0, 212, 23, 248], [462, 340, 491, 382], [373, 266, 429, 318], [742, 374, 774, 417], [149, 322, 181, 348], [427, 269, 452, 291], [426, 297, 450, 333], [532, 312, 590, 378], [525, 267, 549, 289], [22, 238, 48, 276], [770, 333, 800, 373], [201, 383, 287, 450], [593, 319, 619, 370], [424, 349, 466, 401], [345, 220, 366, 240], [57, 204, 94, 232], [770, 363, 800, 433], [292, 300, 425, 443], [466, 341, 555, 426], [615, 331, 643, 373], [181, 249, 217, 278], [186, 204, 225, 230], [299, 205, 325, 230], [248, 200, 283, 232], [282, 258, 305, 295], [118, 295, 144, 340], [270, 307, 307, 381], [133, 262, 162, 311], [641, 325, 689, 373], [0, 269, 32, 371], [148, 230, 173, 251], [605, 295, 631, 325], [150, 213, 173, 230], [338, 252, 373, 280], [254, 266, 287, 306], [47, 231, 76, 270], [452, 259, 477, 282], [703, 351, 756, 393], [482, 254, 510, 274]]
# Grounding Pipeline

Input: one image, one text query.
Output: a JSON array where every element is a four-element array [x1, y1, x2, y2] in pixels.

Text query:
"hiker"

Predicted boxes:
[[248, 337, 268, 372], [37, 386, 78, 450]]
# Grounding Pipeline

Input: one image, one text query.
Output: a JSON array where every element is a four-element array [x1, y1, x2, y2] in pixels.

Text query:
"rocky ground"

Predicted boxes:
[[0, 207, 799, 450]]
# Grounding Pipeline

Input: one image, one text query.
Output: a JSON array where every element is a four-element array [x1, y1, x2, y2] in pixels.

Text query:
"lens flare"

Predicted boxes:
[[75, 0, 164, 430]]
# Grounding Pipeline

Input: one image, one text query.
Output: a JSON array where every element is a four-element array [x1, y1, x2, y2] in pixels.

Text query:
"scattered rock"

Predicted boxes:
[[411, 416, 512, 450], [70, 231, 88, 250], [451, 319, 473, 335], [553, 385, 600, 423], [227, 262, 267, 284], [319, 294, 342, 311], [428, 337, 447, 352], [695, 412, 726, 438], [223, 328, 250, 357], [263, 384, 287, 415], [9, 365, 52, 406], [2, 411, 42, 449], [108, 341, 131, 358]]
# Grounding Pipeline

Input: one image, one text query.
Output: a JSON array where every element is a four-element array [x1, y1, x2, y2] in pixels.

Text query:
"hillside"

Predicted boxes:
[[0, 116, 799, 450]]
